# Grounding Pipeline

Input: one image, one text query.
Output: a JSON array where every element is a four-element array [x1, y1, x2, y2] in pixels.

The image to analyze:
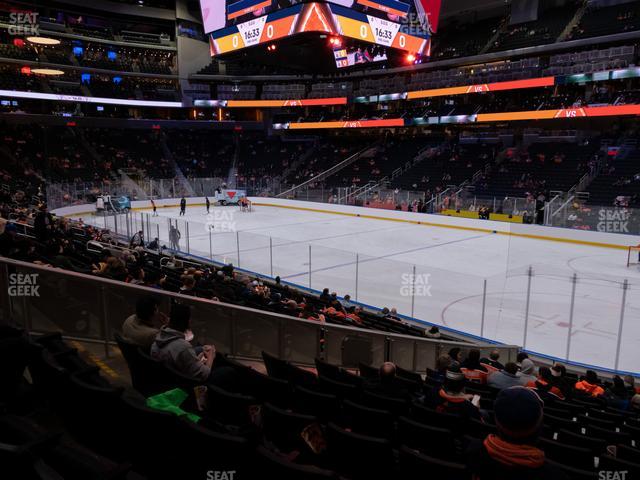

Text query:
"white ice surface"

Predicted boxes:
[[84, 204, 640, 374]]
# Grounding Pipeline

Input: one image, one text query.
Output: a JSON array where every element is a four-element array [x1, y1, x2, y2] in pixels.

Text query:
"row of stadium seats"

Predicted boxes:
[[220, 45, 632, 102], [2, 117, 634, 208], [2, 321, 640, 479], [0, 36, 176, 75]]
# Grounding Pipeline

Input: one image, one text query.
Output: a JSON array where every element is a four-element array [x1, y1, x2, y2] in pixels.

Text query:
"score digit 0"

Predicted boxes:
[[266, 24, 273, 38], [232, 34, 239, 48], [360, 25, 367, 38]]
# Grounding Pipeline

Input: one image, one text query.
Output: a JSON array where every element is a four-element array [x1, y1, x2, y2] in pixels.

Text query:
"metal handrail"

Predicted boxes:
[[276, 145, 378, 199]]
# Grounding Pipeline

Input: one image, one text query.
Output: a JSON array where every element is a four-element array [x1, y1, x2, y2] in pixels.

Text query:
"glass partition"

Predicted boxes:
[[618, 279, 638, 373], [271, 236, 313, 287], [236, 231, 273, 277], [323, 327, 388, 368], [524, 264, 573, 361], [61, 198, 640, 375], [1, 258, 521, 373], [388, 337, 416, 371], [414, 264, 486, 338], [308, 244, 358, 298], [356, 253, 413, 316], [26, 264, 104, 340]]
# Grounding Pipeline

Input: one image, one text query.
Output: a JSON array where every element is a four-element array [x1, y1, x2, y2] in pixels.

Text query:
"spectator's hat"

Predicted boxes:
[[494, 386, 543, 441]]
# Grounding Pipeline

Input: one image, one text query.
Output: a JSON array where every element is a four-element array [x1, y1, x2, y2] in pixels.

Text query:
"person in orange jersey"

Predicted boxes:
[[574, 370, 605, 398]]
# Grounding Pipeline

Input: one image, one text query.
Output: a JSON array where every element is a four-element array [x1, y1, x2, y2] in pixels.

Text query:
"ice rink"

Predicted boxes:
[[85, 202, 640, 374]]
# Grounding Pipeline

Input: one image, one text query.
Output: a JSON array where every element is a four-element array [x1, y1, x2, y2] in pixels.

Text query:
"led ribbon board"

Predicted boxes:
[[210, 2, 429, 56], [406, 77, 556, 100], [0, 89, 182, 108], [274, 118, 405, 129], [476, 104, 640, 122], [194, 98, 348, 107], [273, 104, 640, 129]]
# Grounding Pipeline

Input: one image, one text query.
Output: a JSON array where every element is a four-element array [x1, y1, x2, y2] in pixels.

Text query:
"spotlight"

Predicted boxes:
[[406, 53, 416, 63], [26, 36, 61, 46], [31, 68, 64, 76], [267, 44, 277, 51]]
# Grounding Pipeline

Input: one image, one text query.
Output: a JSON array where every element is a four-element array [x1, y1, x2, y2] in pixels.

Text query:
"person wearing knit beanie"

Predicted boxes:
[[466, 386, 568, 480], [425, 365, 482, 421]]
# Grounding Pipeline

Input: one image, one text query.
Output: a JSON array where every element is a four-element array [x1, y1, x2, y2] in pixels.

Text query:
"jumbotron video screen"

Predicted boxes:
[[199, 0, 441, 58]]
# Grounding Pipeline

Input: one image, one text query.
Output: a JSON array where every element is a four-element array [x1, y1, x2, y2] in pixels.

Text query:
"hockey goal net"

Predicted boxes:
[[238, 198, 252, 212], [627, 246, 640, 267]]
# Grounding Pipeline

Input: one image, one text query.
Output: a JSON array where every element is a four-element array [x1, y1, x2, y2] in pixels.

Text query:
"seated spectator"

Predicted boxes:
[[461, 349, 488, 384], [550, 363, 573, 399], [574, 370, 604, 398], [480, 349, 505, 371], [448, 347, 463, 366], [129, 230, 144, 248], [322, 300, 345, 318], [517, 359, 537, 386], [298, 304, 325, 323], [151, 303, 215, 382], [0, 222, 18, 256], [378, 307, 391, 320], [488, 363, 522, 391], [603, 375, 631, 409], [516, 352, 529, 368], [525, 367, 565, 401], [466, 387, 568, 480], [631, 394, 640, 413], [179, 274, 196, 296], [341, 294, 354, 309], [221, 263, 234, 277], [46, 242, 89, 273], [122, 296, 167, 351], [319, 288, 331, 302], [366, 362, 409, 399], [95, 256, 128, 281], [428, 366, 481, 420], [144, 270, 165, 289], [345, 306, 363, 325], [425, 325, 441, 338], [429, 355, 452, 383], [283, 299, 300, 315], [623, 375, 639, 395], [126, 266, 145, 285]]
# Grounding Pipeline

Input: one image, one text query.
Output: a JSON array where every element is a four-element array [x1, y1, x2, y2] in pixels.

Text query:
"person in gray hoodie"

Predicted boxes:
[[518, 359, 538, 386], [151, 303, 214, 382], [487, 362, 522, 391]]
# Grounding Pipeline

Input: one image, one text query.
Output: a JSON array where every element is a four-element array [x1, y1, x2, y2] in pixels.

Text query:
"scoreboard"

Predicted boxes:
[[207, 2, 430, 56], [199, 0, 440, 33]]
